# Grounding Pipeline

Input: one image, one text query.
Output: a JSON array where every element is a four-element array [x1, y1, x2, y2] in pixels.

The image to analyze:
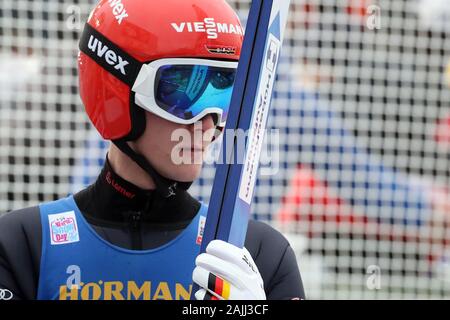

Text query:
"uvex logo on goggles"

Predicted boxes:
[[87, 35, 129, 75]]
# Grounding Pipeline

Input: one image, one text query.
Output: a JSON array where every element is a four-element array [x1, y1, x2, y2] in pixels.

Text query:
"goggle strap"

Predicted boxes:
[[79, 23, 141, 87]]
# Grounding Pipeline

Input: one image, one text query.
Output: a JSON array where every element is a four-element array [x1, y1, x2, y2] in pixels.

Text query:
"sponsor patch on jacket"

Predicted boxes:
[[49, 211, 80, 245]]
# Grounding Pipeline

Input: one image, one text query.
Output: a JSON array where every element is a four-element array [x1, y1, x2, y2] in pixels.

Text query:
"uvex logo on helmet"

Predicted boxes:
[[87, 35, 129, 75], [108, 0, 128, 24], [171, 18, 244, 39]]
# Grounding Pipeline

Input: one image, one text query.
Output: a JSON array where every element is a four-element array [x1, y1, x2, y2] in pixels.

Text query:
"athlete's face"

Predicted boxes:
[[132, 111, 217, 182]]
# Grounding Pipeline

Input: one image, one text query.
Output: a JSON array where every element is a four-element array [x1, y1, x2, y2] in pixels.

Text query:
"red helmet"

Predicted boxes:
[[78, 0, 243, 141]]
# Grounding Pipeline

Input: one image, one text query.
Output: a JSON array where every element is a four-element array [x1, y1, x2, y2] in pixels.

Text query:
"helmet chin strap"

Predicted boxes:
[[112, 139, 193, 198]]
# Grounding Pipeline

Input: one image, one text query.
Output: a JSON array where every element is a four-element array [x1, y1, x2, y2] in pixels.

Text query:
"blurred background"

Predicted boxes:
[[1, 0, 450, 299]]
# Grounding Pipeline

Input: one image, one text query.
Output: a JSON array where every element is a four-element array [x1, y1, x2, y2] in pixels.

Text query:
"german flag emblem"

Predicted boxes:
[[203, 291, 220, 300], [208, 273, 231, 299]]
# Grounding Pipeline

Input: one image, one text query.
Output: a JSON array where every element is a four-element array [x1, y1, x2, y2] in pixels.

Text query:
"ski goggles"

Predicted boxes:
[[132, 58, 238, 126]]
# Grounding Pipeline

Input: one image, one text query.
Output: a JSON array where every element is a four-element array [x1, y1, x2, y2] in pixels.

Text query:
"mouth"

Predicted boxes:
[[180, 146, 204, 152]]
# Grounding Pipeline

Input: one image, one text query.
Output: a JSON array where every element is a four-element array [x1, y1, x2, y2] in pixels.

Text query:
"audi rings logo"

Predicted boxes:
[[0, 288, 13, 300]]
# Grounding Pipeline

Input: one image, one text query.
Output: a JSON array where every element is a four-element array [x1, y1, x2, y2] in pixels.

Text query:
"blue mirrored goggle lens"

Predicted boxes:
[[155, 64, 236, 123]]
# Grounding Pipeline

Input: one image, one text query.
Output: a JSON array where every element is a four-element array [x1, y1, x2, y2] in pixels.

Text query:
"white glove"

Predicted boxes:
[[192, 240, 266, 300]]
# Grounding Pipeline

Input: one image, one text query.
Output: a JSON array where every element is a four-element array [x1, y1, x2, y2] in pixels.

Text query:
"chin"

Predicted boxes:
[[166, 164, 202, 182]]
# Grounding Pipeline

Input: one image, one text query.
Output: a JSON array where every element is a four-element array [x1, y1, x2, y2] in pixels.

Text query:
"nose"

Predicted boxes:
[[186, 114, 216, 139], [188, 114, 217, 143], [188, 114, 215, 133]]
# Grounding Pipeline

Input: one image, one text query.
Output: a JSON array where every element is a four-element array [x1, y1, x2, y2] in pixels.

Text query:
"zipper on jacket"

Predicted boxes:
[[129, 211, 142, 250]]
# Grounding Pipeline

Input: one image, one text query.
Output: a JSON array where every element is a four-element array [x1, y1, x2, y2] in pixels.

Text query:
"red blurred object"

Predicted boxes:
[[435, 115, 450, 146], [346, 0, 370, 17], [277, 165, 450, 266], [345, 0, 372, 26], [278, 164, 367, 237]]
